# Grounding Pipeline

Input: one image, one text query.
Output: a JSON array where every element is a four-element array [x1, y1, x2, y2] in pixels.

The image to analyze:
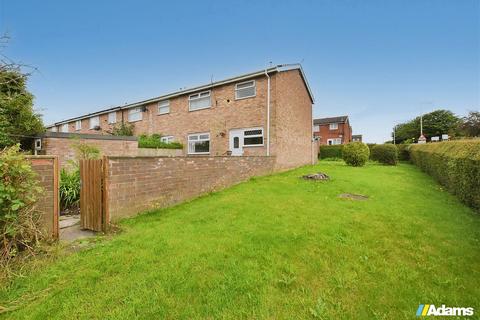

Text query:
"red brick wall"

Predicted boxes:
[[26, 156, 59, 239], [314, 120, 352, 145], [106, 156, 275, 220]]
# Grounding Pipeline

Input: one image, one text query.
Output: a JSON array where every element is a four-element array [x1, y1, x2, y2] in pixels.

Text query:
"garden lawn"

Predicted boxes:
[[1, 162, 479, 319]]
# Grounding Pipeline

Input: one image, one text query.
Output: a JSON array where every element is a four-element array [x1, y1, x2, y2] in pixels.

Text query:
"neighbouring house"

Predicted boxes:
[[313, 116, 352, 145], [352, 134, 362, 142], [46, 64, 315, 169]]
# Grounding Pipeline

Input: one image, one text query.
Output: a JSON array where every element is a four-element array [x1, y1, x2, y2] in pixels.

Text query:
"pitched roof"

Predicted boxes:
[[47, 64, 314, 127], [313, 116, 349, 125]]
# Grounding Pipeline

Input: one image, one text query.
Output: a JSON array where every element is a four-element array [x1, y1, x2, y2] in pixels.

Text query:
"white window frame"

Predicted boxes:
[[327, 138, 342, 145], [188, 90, 211, 111], [188, 132, 210, 155], [89, 116, 100, 129], [313, 125, 320, 132], [108, 112, 117, 124], [128, 107, 143, 122], [75, 120, 81, 131], [160, 135, 174, 143], [329, 123, 338, 130], [61, 123, 69, 133], [242, 127, 264, 147], [51, 127, 57, 132], [158, 100, 170, 115], [235, 80, 256, 100]]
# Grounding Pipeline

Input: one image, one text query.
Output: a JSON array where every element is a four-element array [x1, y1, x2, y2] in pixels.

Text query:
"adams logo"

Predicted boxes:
[[416, 304, 474, 317]]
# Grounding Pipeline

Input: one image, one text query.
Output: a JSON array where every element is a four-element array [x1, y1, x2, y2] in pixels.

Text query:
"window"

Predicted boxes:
[[188, 133, 210, 154], [51, 127, 57, 132], [75, 120, 82, 131], [128, 107, 143, 122], [160, 136, 174, 143], [189, 91, 211, 111], [328, 138, 342, 145], [329, 123, 338, 130], [313, 125, 320, 132], [158, 100, 170, 115], [235, 80, 256, 99], [243, 128, 264, 146], [108, 112, 117, 124], [89, 116, 100, 129], [61, 123, 69, 133]]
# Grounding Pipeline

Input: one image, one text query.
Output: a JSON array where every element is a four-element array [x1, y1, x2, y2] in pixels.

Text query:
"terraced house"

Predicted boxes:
[[47, 64, 315, 169]]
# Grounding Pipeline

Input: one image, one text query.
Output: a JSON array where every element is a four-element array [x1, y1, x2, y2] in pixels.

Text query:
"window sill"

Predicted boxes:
[[157, 112, 170, 116], [188, 106, 211, 112], [128, 119, 143, 123], [187, 152, 210, 155], [235, 94, 256, 101], [243, 144, 264, 148]]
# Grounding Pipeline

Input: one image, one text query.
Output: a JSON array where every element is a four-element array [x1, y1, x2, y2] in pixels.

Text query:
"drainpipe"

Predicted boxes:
[[264, 69, 271, 156]]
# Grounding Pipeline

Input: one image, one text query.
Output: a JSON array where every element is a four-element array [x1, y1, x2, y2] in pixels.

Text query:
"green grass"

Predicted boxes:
[[1, 162, 479, 319]]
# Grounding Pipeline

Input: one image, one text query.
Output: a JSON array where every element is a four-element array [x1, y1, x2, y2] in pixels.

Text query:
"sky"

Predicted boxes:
[[1, 0, 478, 143]]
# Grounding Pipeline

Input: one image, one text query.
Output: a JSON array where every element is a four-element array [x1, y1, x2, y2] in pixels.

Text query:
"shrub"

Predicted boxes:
[[319, 145, 343, 159], [110, 122, 134, 136], [409, 141, 480, 211], [60, 168, 80, 211], [371, 144, 398, 165], [396, 144, 411, 161], [70, 140, 100, 161], [342, 142, 370, 167], [366, 143, 376, 159], [0, 145, 44, 263], [138, 134, 183, 149]]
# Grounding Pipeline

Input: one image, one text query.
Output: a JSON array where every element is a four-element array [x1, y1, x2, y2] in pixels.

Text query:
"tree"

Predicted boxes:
[[392, 109, 460, 143], [459, 111, 480, 137], [0, 69, 44, 148]]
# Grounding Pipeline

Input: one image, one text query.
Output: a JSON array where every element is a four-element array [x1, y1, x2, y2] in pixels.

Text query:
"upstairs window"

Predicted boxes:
[[313, 125, 320, 132], [89, 116, 100, 129], [158, 100, 170, 115], [75, 120, 82, 131], [160, 136, 174, 143], [235, 80, 256, 99], [128, 107, 143, 122], [329, 123, 338, 130], [188, 133, 210, 154], [243, 128, 264, 146], [189, 91, 211, 111], [61, 123, 69, 133], [108, 112, 117, 124]]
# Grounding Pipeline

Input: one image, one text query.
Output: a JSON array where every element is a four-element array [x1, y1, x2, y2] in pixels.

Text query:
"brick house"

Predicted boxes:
[[352, 134, 362, 142], [46, 64, 315, 169], [313, 116, 352, 145]]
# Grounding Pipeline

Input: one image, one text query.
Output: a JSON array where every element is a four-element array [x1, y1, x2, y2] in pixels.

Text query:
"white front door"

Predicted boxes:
[[229, 129, 244, 156]]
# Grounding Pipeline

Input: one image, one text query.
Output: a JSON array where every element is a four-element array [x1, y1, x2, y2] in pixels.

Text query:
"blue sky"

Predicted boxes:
[[2, 0, 478, 143]]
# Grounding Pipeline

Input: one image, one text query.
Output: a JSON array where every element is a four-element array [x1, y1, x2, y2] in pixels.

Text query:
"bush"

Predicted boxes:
[[342, 142, 370, 167], [409, 141, 480, 211], [366, 143, 376, 159], [138, 134, 183, 149], [60, 168, 80, 211], [371, 144, 398, 165], [110, 122, 134, 136], [0, 145, 44, 263], [319, 145, 343, 159], [396, 144, 411, 161]]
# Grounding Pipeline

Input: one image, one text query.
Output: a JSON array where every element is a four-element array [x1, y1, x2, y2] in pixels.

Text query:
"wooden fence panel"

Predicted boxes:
[[80, 159, 104, 231]]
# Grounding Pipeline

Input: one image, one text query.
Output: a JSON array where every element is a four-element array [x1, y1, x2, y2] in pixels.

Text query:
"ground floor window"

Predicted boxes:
[[188, 133, 210, 154], [161, 136, 174, 143], [327, 138, 342, 145], [243, 128, 264, 146]]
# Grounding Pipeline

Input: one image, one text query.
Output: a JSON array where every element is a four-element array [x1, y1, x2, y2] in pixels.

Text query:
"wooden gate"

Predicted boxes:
[[80, 159, 108, 232]]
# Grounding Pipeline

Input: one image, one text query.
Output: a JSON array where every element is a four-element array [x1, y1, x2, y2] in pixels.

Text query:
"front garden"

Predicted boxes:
[[1, 161, 478, 319]]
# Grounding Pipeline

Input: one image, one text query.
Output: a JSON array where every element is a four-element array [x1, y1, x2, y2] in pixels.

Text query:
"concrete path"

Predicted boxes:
[[59, 215, 97, 241]]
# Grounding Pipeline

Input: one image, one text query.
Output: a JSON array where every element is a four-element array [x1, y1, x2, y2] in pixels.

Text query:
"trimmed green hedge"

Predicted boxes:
[[342, 142, 370, 167], [409, 141, 480, 212], [138, 134, 183, 149], [319, 145, 343, 159], [396, 144, 411, 161], [371, 144, 398, 165]]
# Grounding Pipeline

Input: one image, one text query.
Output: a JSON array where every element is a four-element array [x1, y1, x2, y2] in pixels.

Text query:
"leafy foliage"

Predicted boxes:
[[394, 109, 460, 143], [110, 121, 134, 136], [70, 139, 100, 161], [459, 111, 480, 137], [0, 145, 44, 263], [59, 168, 80, 210], [0, 70, 44, 148], [396, 144, 411, 161], [138, 134, 183, 149], [371, 144, 398, 165], [409, 141, 480, 211], [342, 142, 370, 167], [319, 145, 343, 159]]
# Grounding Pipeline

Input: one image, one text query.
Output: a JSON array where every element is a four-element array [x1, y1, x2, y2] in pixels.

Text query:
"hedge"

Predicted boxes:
[[138, 134, 183, 149], [396, 144, 411, 161], [409, 141, 480, 212], [319, 145, 343, 159], [342, 142, 370, 167], [371, 144, 398, 165]]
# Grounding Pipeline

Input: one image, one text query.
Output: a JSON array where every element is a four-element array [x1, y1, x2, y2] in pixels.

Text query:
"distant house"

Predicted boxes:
[[352, 134, 362, 142], [313, 116, 352, 145]]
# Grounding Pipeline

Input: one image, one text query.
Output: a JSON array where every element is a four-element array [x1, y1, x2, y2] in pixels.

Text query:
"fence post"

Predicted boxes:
[[102, 156, 110, 232]]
